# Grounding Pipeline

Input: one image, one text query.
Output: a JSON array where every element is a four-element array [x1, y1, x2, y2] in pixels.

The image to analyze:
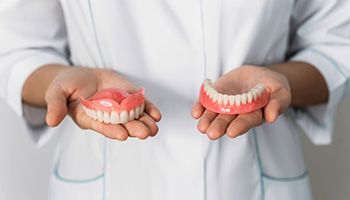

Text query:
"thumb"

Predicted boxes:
[[263, 88, 291, 123], [45, 85, 68, 127]]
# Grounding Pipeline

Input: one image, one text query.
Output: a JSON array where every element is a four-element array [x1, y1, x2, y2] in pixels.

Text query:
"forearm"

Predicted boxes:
[[22, 64, 69, 107], [269, 61, 329, 107]]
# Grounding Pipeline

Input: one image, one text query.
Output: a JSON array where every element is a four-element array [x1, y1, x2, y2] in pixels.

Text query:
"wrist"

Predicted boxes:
[[267, 62, 328, 106], [22, 64, 71, 107]]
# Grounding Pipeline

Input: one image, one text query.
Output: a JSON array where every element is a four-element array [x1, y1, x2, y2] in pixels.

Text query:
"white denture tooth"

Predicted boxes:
[[88, 109, 92, 116], [254, 86, 262, 97], [256, 84, 265, 95], [85, 108, 90, 116], [206, 87, 211, 97], [135, 106, 140, 119], [103, 112, 110, 123], [251, 89, 258, 101], [258, 87, 264, 96], [83, 106, 87, 113], [229, 95, 235, 106], [204, 79, 212, 88], [212, 92, 218, 103], [110, 111, 119, 124], [223, 94, 229, 105], [129, 109, 135, 121], [247, 92, 253, 103], [235, 95, 241, 106], [97, 111, 103, 122], [256, 91, 260, 97], [257, 83, 265, 89], [241, 93, 247, 105], [120, 111, 129, 124], [140, 103, 145, 114], [209, 88, 215, 99], [91, 110, 97, 120], [218, 93, 223, 104], [206, 79, 212, 85], [88, 109, 93, 117], [207, 89, 212, 98], [207, 86, 214, 99]]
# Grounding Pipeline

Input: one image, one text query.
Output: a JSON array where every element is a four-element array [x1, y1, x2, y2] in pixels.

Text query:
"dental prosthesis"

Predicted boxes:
[[80, 88, 145, 124], [199, 79, 269, 114]]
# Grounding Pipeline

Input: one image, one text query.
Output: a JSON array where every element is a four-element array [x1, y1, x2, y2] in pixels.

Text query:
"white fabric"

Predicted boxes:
[[1, 0, 350, 199], [0, 0, 69, 145], [288, 0, 350, 144]]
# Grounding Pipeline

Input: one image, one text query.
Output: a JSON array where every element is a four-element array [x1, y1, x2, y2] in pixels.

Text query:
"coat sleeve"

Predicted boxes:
[[287, 0, 350, 145], [0, 0, 69, 146]]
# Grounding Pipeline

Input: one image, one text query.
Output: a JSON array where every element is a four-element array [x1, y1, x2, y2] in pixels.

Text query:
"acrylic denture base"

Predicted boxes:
[[200, 79, 269, 114], [80, 88, 145, 124]]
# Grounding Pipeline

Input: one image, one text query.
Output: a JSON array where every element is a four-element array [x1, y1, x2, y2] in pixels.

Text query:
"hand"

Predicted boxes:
[[191, 65, 291, 140], [45, 66, 161, 141]]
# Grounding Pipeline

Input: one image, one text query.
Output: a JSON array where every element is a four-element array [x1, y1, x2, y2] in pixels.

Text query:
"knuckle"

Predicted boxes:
[[236, 117, 249, 126], [217, 117, 231, 124], [252, 111, 263, 120]]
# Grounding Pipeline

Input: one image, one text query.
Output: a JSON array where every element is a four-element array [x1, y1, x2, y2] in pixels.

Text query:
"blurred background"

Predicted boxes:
[[0, 98, 350, 200]]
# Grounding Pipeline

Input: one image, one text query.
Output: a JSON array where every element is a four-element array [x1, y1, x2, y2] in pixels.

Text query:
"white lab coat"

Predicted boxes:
[[1, 0, 350, 199]]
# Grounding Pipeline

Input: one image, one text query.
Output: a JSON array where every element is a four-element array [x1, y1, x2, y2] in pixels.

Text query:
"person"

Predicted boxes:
[[0, 0, 349, 199]]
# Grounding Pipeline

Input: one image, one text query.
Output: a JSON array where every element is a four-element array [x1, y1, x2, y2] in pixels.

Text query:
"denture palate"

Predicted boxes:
[[199, 79, 269, 114], [80, 88, 145, 124]]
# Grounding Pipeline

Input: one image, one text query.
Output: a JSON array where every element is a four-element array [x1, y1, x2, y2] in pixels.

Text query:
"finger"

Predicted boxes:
[[264, 98, 280, 123], [206, 114, 237, 140], [191, 101, 205, 119], [138, 113, 159, 137], [226, 110, 263, 138], [264, 88, 290, 123], [197, 110, 218, 133], [69, 104, 129, 141], [123, 120, 151, 140], [91, 121, 129, 141], [45, 85, 68, 127], [145, 100, 162, 122]]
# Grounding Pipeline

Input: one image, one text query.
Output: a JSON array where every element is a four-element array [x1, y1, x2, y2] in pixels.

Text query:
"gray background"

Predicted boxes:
[[0, 98, 349, 200]]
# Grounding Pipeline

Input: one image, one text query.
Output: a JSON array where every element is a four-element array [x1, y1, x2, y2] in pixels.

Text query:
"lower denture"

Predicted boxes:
[[199, 79, 269, 114], [80, 88, 145, 124]]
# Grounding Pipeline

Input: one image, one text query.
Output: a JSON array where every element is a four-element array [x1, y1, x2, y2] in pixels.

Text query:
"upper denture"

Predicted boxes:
[[80, 88, 145, 124]]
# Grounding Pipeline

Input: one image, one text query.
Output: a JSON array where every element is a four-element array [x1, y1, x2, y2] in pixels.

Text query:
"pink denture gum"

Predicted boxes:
[[80, 88, 145, 124], [199, 79, 269, 114]]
